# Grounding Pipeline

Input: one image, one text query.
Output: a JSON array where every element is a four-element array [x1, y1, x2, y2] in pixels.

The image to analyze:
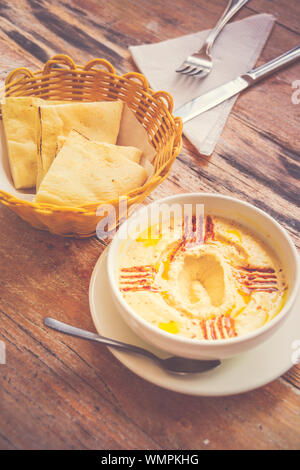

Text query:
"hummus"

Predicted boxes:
[[118, 215, 287, 340]]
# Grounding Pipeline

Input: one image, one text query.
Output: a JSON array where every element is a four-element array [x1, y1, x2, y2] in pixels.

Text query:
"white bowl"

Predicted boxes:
[[107, 193, 299, 359]]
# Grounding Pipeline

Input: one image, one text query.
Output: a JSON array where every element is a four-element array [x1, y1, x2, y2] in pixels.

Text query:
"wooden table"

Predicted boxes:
[[0, 0, 299, 450]]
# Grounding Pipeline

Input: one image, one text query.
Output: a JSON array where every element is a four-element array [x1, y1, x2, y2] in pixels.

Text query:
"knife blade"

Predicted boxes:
[[176, 76, 249, 123], [175, 44, 300, 124]]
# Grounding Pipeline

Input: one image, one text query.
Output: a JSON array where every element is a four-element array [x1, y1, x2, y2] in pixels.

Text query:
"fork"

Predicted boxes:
[[176, 0, 250, 78]]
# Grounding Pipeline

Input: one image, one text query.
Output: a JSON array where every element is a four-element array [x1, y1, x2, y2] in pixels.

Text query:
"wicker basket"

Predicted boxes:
[[0, 54, 182, 238]]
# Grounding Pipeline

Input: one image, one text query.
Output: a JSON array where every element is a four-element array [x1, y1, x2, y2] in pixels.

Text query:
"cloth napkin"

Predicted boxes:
[[130, 14, 275, 156]]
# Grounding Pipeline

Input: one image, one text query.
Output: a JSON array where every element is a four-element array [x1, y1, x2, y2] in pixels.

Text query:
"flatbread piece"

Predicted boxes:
[[35, 130, 147, 207], [36, 100, 123, 188]]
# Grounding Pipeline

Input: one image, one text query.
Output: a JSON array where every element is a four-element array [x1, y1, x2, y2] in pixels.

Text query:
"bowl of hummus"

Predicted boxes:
[[107, 193, 299, 359]]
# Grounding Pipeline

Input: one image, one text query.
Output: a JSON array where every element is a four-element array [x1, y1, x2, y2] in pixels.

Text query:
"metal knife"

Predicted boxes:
[[175, 45, 300, 123]]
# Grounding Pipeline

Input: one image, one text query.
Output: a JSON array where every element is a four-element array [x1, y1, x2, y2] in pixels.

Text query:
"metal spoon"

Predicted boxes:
[[44, 317, 221, 375]]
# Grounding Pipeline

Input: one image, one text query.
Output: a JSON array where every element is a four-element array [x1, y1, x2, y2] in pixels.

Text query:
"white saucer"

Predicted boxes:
[[89, 249, 300, 396]]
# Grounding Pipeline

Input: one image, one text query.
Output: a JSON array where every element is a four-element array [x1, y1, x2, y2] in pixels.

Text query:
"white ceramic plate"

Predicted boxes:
[[89, 249, 300, 396]]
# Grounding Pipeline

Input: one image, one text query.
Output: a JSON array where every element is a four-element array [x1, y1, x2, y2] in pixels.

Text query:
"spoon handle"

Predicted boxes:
[[44, 317, 158, 361]]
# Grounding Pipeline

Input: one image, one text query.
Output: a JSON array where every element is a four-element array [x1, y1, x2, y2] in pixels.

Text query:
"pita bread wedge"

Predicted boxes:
[[1, 96, 68, 189], [2, 96, 45, 189], [35, 130, 147, 207], [57, 135, 142, 163], [110, 144, 142, 163], [36, 100, 123, 188]]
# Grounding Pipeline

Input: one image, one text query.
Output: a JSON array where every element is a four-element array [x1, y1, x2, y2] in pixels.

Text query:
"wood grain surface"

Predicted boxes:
[[0, 0, 299, 450]]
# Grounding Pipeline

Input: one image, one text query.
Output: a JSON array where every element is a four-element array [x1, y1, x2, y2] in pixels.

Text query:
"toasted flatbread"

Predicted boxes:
[[35, 130, 147, 207], [36, 100, 123, 188], [56, 135, 142, 163], [2, 96, 44, 189], [1, 96, 68, 189]]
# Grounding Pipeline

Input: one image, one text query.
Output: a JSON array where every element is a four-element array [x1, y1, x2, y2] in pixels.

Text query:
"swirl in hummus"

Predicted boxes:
[[118, 215, 287, 340]]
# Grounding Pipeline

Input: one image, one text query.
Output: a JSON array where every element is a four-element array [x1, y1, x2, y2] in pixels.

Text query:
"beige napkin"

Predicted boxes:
[[130, 14, 275, 156]]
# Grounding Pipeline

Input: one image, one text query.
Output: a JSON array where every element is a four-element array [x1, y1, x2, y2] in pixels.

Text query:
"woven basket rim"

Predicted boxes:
[[0, 55, 183, 214]]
